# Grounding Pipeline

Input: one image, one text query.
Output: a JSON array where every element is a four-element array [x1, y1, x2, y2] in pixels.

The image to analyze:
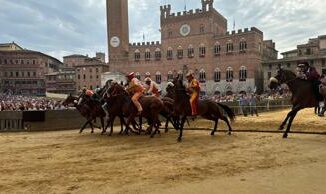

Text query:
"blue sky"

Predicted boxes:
[[0, 0, 325, 61]]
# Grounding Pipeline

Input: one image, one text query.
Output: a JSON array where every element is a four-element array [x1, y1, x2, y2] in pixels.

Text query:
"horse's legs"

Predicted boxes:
[[100, 117, 105, 134], [89, 120, 95, 133], [119, 116, 125, 134], [211, 119, 219, 136], [108, 116, 116, 136], [80, 120, 91, 133], [283, 107, 301, 138], [221, 116, 232, 135], [279, 106, 298, 130], [139, 116, 142, 135], [177, 116, 187, 142], [164, 118, 170, 133]]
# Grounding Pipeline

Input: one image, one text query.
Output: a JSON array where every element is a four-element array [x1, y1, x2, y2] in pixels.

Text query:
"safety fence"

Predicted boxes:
[[0, 99, 291, 132]]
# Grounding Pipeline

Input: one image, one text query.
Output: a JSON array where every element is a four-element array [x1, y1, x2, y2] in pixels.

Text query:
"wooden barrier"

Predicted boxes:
[[0, 99, 291, 132]]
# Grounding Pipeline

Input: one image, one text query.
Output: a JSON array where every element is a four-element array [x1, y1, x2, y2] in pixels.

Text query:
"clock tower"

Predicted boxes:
[[107, 0, 129, 64]]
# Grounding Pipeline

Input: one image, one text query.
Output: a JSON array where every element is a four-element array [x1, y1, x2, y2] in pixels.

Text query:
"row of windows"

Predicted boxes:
[[76, 68, 100, 73], [0, 59, 38, 65], [168, 24, 207, 38], [134, 67, 248, 83], [77, 74, 100, 80], [133, 41, 248, 61], [2, 71, 37, 78]]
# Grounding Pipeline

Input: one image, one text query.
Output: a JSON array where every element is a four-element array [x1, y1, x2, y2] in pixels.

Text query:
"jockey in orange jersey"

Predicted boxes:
[[186, 72, 200, 116], [126, 72, 145, 115], [144, 77, 160, 98]]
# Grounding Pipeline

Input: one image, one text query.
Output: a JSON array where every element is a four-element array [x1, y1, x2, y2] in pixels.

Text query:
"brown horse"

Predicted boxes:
[[62, 94, 105, 133], [269, 68, 324, 138], [173, 78, 235, 142], [106, 83, 164, 137]]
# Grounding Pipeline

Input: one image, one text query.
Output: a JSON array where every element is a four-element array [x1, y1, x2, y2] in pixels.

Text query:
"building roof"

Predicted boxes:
[[0, 42, 24, 50], [281, 49, 297, 55], [0, 49, 63, 64], [63, 54, 88, 58]]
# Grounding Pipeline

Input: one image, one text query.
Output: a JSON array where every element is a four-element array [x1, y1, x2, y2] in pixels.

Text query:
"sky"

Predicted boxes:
[[0, 0, 325, 62]]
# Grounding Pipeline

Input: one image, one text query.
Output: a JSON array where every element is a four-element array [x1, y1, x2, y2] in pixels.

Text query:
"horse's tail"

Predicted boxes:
[[216, 103, 236, 122]]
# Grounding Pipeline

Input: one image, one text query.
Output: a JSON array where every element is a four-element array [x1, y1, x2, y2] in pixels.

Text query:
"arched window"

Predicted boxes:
[[145, 49, 151, 61], [199, 69, 206, 83], [226, 40, 234, 53], [177, 70, 183, 80], [135, 72, 141, 80], [155, 72, 162, 84], [177, 46, 183, 59], [134, 49, 140, 61], [239, 39, 247, 52], [239, 66, 247, 82], [214, 68, 221, 82], [214, 42, 221, 56], [188, 44, 194, 58], [155, 48, 161, 60], [199, 43, 206, 57], [226, 67, 233, 82], [167, 71, 173, 81], [167, 47, 173, 60]]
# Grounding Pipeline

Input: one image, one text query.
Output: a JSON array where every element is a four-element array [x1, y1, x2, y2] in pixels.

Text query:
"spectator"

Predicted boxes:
[[249, 94, 259, 116]]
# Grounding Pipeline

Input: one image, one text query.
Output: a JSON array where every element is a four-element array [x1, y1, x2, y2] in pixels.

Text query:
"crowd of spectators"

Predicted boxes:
[[0, 94, 66, 111]]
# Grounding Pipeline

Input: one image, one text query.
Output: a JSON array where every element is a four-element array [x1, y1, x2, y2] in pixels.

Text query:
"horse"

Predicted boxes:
[[172, 78, 235, 142], [106, 83, 164, 137], [269, 68, 325, 138], [62, 94, 104, 133]]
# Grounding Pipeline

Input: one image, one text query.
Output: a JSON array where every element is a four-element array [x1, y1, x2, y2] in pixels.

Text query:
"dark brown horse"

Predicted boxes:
[[172, 78, 235, 142], [106, 83, 164, 137], [62, 94, 105, 133], [269, 68, 324, 138]]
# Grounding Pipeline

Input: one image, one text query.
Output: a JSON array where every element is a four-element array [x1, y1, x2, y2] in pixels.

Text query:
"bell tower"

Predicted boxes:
[[107, 0, 129, 65]]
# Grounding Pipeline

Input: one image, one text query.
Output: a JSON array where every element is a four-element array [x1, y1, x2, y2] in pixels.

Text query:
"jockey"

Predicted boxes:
[[186, 71, 200, 116], [297, 61, 323, 101], [297, 62, 320, 81], [144, 77, 160, 97], [126, 72, 145, 115]]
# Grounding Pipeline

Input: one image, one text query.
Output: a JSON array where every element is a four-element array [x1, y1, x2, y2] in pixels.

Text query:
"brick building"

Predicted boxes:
[[262, 35, 326, 91], [107, 0, 277, 95], [0, 45, 63, 96], [75, 57, 110, 92]]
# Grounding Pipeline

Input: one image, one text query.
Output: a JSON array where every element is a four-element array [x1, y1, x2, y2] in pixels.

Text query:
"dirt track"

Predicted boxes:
[[0, 108, 326, 194]]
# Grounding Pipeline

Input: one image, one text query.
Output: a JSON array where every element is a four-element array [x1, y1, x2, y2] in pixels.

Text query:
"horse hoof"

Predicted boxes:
[[283, 134, 288, 138], [210, 132, 215, 136], [278, 126, 284, 131], [228, 132, 232, 136], [177, 137, 182, 142]]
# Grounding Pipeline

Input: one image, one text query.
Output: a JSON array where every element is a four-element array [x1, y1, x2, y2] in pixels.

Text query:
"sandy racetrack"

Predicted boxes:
[[0, 109, 326, 194]]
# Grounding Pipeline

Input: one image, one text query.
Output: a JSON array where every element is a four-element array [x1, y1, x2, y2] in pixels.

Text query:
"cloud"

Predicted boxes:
[[0, 0, 325, 61]]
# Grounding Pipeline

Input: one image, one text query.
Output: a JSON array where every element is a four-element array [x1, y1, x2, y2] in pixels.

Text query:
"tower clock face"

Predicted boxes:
[[110, 36, 120, 48], [180, 24, 191, 36]]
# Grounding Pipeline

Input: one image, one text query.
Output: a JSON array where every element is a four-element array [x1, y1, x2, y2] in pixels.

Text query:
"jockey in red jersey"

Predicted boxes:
[[186, 71, 200, 116], [144, 77, 160, 98], [126, 72, 145, 115]]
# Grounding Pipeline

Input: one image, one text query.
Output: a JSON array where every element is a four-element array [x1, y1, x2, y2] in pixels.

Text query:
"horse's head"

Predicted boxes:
[[269, 68, 296, 90], [62, 94, 78, 107]]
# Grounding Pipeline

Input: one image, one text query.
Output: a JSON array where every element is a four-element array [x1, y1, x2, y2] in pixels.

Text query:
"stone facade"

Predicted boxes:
[[262, 35, 326, 91], [45, 67, 76, 95], [0, 42, 23, 51], [0, 48, 62, 96], [107, 0, 277, 95]]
